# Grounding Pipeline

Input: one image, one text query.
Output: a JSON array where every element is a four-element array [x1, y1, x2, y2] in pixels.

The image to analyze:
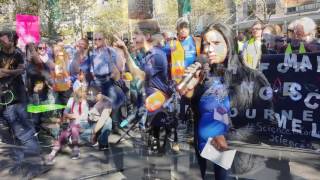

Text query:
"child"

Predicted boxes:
[[46, 86, 89, 163], [72, 70, 88, 92]]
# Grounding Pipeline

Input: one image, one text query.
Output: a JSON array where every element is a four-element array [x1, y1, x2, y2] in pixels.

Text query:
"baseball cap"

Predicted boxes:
[[176, 17, 189, 30]]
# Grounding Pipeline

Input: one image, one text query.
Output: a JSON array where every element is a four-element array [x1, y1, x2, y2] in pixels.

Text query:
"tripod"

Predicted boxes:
[[115, 108, 147, 144]]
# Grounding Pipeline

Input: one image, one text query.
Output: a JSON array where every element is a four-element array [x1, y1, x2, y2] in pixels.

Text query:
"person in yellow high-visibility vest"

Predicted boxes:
[[284, 40, 306, 54], [169, 17, 201, 84], [165, 17, 201, 152], [236, 32, 246, 54], [242, 22, 263, 69], [285, 17, 319, 54]]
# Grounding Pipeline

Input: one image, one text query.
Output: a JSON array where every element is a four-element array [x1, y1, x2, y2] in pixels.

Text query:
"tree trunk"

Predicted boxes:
[[177, 0, 183, 17]]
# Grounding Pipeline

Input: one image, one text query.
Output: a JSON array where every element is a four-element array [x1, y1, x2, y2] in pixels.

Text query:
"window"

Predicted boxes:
[[297, 5, 305, 11], [304, 3, 316, 10], [287, 7, 296, 13]]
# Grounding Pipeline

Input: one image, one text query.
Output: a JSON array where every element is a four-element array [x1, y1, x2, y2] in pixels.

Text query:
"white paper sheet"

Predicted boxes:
[[200, 138, 237, 170]]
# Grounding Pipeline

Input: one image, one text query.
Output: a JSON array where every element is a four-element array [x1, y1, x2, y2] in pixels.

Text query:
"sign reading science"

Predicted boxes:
[[257, 53, 320, 149]]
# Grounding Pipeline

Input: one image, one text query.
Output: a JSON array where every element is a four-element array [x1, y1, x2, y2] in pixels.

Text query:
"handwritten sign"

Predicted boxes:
[[16, 14, 40, 48]]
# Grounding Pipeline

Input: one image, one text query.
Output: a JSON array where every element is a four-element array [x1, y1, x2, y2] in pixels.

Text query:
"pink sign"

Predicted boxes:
[[16, 14, 40, 48]]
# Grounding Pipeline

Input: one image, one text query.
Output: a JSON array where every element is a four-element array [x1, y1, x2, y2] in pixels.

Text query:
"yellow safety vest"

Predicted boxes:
[[237, 41, 244, 53], [243, 38, 261, 69], [285, 42, 306, 54], [170, 37, 201, 83]]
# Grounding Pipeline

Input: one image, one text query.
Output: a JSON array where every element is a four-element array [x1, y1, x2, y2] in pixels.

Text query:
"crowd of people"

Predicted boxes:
[[0, 15, 319, 179]]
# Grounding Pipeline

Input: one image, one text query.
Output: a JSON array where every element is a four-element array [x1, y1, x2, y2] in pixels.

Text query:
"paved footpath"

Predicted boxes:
[[0, 128, 204, 180], [1, 123, 320, 180]]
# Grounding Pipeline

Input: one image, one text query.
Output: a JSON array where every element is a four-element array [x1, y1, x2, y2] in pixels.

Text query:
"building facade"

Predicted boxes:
[[235, 0, 320, 36]]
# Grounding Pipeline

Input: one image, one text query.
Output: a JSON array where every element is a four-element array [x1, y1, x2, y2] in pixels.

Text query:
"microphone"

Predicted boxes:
[[176, 61, 203, 92]]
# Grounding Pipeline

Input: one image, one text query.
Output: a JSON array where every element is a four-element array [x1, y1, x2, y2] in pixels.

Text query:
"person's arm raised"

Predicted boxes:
[[113, 35, 145, 81]]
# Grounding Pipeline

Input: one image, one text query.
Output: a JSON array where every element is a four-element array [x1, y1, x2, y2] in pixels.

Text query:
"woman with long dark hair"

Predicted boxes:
[[179, 23, 273, 179]]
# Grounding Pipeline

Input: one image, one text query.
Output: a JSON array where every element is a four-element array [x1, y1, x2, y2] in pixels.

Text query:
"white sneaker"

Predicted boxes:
[[45, 154, 56, 165], [92, 142, 99, 147], [71, 152, 80, 160]]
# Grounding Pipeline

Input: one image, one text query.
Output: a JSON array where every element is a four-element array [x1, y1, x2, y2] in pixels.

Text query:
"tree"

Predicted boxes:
[[45, 0, 61, 38], [91, 0, 129, 42], [14, 0, 39, 15], [154, 0, 230, 34], [235, 0, 277, 24], [59, 0, 96, 38], [177, 0, 191, 17], [189, 0, 231, 32], [153, 0, 179, 33], [38, 0, 94, 39]]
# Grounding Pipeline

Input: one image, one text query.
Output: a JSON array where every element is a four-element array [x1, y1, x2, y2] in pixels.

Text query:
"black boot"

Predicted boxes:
[[112, 109, 121, 135], [99, 144, 109, 151]]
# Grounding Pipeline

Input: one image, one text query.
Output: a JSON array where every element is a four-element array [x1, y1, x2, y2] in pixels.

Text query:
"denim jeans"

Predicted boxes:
[[139, 112, 147, 130], [97, 117, 112, 146], [94, 78, 125, 129], [195, 148, 228, 180], [80, 122, 94, 143], [93, 78, 125, 109], [2, 103, 40, 162], [78, 117, 112, 145], [98, 126, 110, 146]]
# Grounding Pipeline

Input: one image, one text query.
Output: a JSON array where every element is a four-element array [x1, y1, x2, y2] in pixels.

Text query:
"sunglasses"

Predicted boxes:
[[94, 38, 103, 41], [37, 47, 46, 50]]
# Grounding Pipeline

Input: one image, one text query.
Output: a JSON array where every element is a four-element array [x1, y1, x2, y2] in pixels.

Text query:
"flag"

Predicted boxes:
[[182, 0, 191, 15], [178, 0, 191, 17]]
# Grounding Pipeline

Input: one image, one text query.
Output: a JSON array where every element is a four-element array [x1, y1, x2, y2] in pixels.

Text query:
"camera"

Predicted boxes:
[[87, 32, 93, 41]]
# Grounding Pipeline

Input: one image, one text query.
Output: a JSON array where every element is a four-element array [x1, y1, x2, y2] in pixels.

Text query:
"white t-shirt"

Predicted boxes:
[[64, 97, 89, 124], [72, 80, 88, 92]]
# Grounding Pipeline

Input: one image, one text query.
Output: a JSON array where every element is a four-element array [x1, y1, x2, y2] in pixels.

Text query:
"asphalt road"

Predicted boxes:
[[1, 121, 320, 180]]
